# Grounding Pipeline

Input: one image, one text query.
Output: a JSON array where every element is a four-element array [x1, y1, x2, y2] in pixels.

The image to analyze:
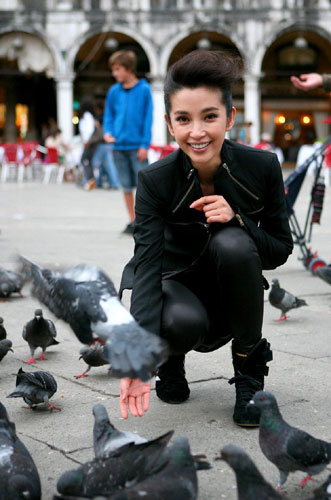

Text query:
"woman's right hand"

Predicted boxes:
[[119, 378, 151, 419]]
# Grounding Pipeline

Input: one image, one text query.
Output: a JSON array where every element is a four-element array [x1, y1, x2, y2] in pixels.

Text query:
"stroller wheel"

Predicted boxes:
[[308, 257, 326, 275]]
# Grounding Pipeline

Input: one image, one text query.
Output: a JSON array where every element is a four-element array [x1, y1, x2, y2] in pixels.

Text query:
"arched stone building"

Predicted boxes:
[[0, 0, 330, 159]]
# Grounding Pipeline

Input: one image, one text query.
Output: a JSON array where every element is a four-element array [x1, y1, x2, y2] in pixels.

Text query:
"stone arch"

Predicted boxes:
[[66, 26, 158, 77], [0, 27, 60, 76], [159, 27, 244, 76]]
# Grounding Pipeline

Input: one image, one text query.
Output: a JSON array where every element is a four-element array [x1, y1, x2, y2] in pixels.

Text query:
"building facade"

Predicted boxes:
[[0, 0, 330, 159]]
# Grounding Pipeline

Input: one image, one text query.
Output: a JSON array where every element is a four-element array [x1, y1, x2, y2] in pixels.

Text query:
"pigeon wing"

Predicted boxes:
[[286, 429, 331, 469], [269, 286, 285, 307], [104, 322, 169, 382], [46, 319, 57, 339]]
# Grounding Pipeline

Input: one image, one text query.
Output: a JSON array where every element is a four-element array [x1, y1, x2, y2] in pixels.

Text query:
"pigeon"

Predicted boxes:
[[0, 339, 13, 363], [93, 403, 147, 457], [217, 444, 282, 500], [0, 401, 41, 500], [0, 317, 7, 340], [22, 308, 59, 364], [19, 256, 168, 382], [0, 267, 24, 299], [269, 278, 307, 321], [75, 344, 110, 379], [310, 473, 331, 499], [7, 367, 61, 411], [109, 436, 203, 500], [56, 430, 174, 497], [249, 390, 331, 490]]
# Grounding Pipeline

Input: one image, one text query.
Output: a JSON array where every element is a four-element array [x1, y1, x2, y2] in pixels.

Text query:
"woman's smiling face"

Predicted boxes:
[[165, 86, 235, 171]]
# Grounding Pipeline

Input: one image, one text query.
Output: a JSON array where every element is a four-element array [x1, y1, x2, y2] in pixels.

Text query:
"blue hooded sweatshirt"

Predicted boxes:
[[103, 78, 153, 150]]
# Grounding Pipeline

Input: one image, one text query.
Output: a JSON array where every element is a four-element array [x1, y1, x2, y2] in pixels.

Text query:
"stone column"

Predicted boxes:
[[54, 74, 74, 144], [4, 79, 17, 142], [244, 72, 261, 145], [151, 76, 167, 146]]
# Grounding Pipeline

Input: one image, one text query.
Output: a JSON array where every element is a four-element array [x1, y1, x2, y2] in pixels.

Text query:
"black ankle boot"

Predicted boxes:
[[229, 338, 272, 427], [155, 354, 190, 404]]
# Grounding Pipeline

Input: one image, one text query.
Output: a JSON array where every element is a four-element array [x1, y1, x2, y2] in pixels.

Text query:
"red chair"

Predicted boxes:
[[43, 147, 65, 184], [0, 143, 19, 183]]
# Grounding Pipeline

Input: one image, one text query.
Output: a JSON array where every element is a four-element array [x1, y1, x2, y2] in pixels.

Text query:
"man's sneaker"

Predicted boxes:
[[155, 355, 190, 404], [122, 222, 134, 235]]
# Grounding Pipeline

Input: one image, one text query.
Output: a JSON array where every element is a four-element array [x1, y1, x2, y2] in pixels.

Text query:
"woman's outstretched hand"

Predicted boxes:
[[190, 195, 235, 223], [119, 378, 151, 419]]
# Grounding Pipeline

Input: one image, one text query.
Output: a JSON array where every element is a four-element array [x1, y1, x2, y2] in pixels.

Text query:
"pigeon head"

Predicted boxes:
[[57, 469, 84, 495], [92, 403, 109, 424], [0, 401, 10, 421], [79, 346, 90, 359], [220, 444, 256, 474], [34, 309, 43, 319], [248, 390, 279, 412], [0, 339, 13, 352], [271, 278, 280, 288]]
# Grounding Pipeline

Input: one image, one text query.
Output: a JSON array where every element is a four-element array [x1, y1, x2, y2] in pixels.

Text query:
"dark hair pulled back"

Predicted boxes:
[[164, 50, 244, 118]]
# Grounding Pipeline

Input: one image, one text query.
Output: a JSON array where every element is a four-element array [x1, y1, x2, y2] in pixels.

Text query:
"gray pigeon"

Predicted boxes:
[[0, 317, 7, 340], [249, 390, 331, 490], [56, 430, 174, 497], [0, 339, 13, 363], [7, 367, 61, 411], [75, 344, 110, 379], [22, 308, 59, 364], [217, 444, 282, 500], [0, 267, 23, 299], [93, 403, 147, 457], [0, 401, 41, 500], [310, 473, 331, 499], [109, 436, 201, 500], [269, 278, 307, 321], [19, 256, 168, 382]]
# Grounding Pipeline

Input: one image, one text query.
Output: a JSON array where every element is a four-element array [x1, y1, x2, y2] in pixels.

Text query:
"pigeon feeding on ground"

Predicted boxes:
[[249, 390, 331, 490], [0, 266, 24, 299], [57, 430, 174, 497], [269, 278, 307, 321], [75, 344, 110, 379], [310, 473, 331, 499], [0, 339, 13, 363], [22, 308, 59, 364], [7, 367, 61, 411], [0, 401, 41, 500], [0, 317, 7, 340], [93, 403, 147, 457], [217, 444, 282, 500], [19, 256, 168, 382]]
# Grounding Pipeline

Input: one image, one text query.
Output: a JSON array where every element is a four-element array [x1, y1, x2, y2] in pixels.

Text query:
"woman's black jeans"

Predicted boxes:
[[160, 226, 264, 355]]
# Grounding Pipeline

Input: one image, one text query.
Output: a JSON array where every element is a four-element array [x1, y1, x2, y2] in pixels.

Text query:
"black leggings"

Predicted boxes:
[[160, 226, 264, 355]]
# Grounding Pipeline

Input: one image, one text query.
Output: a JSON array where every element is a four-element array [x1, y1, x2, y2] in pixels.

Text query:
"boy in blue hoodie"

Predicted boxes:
[[103, 50, 153, 234]]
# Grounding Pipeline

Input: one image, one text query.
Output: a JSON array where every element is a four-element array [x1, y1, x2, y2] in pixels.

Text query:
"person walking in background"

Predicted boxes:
[[103, 50, 153, 234], [79, 97, 102, 191], [291, 72, 331, 92]]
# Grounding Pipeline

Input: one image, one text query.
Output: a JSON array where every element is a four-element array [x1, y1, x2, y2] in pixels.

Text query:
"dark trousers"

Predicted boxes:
[[81, 142, 99, 181], [160, 226, 264, 355]]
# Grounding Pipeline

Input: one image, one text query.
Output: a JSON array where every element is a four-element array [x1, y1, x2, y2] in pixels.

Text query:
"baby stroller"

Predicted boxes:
[[284, 135, 331, 274]]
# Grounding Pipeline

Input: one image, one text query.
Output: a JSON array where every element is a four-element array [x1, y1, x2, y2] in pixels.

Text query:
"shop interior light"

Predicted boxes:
[[302, 115, 311, 124], [275, 115, 286, 124], [72, 116, 79, 125]]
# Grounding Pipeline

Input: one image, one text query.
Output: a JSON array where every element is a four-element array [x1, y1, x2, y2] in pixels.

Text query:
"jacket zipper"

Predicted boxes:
[[171, 168, 196, 214], [222, 163, 260, 201]]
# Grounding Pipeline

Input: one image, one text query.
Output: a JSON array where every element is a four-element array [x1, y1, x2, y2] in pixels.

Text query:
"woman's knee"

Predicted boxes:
[[161, 280, 208, 353], [208, 227, 260, 267]]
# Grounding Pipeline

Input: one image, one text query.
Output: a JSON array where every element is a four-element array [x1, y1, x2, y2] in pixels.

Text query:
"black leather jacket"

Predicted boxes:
[[120, 139, 293, 337]]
